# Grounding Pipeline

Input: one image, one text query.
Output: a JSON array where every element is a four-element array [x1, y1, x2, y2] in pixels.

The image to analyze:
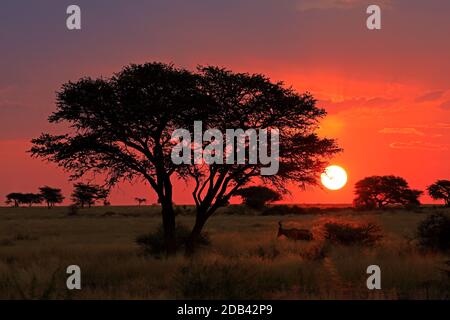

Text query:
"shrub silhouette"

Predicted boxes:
[[236, 186, 282, 209], [417, 213, 450, 252], [319, 219, 382, 246], [136, 223, 210, 257]]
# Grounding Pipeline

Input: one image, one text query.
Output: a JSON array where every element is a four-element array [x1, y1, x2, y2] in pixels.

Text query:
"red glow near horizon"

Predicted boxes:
[[0, 1, 449, 205]]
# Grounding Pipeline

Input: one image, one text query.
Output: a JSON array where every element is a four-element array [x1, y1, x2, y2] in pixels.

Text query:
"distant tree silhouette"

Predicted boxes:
[[30, 62, 340, 255], [6, 192, 42, 207], [39, 186, 64, 209], [71, 183, 109, 208], [427, 180, 450, 207], [236, 186, 282, 209], [5, 193, 24, 207], [135, 197, 147, 207], [353, 175, 422, 209], [22, 193, 43, 207], [97, 188, 110, 206]]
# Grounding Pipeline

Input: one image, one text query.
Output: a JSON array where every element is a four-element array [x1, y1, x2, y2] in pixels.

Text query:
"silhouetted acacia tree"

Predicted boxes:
[[39, 186, 64, 208], [179, 67, 341, 254], [30, 63, 208, 255], [135, 197, 147, 206], [5, 193, 24, 207], [353, 175, 422, 209], [30, 62, 340, 255], [22, 193, 43, 207], [427, 180, 450, 207], [71, 183, 109, 208], [236, 186, 282, 209]]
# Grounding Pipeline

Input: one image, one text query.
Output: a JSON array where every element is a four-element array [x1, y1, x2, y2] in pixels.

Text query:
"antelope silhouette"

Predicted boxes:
[[277, 221, 313, 241]]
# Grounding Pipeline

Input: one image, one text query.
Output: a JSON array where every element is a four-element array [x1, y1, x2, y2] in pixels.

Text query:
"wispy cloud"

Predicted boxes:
[[390, 141, 448, 151], [321, 97, 398, 113], [438, 100, 450, 109], [379, 127, 425, 136], [415, 90, 445, 103], [413, 123, 450, 129]]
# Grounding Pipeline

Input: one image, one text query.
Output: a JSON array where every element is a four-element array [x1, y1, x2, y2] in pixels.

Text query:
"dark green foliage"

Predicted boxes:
[[417, 213, 450, 252], [136, 223, 210, 257]]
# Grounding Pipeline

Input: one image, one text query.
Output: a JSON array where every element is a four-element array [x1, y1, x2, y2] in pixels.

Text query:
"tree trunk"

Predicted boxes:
[[185, 215, 207, 256], [161, 199, 177, 256]]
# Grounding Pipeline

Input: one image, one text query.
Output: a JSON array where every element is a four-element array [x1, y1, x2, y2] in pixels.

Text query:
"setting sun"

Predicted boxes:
[[321, 165, 348, 190]]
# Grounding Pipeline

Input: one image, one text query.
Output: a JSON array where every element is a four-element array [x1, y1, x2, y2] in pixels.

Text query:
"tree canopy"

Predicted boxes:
[[5, 193, 43, 207], [39, 186, 65, 208], [135, 197, 147, 206], [71, 183, 109, 208], [427, 180, 450, 207], [353, 175, 422, 209]]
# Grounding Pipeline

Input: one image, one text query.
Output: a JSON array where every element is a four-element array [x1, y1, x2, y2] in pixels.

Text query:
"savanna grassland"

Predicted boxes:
[[0, 205, 449, 300]]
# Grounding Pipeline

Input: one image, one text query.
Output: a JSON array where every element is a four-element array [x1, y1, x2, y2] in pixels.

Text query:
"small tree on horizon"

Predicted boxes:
[[5, 193, 22, 207], [5, 192, 42, 207], [39, 186, 64, 208], [135, 197, 147, 207], [22, 193, 43, 207], [427, 180, 450, 207], [353, 175, 422, 209], [236, 186, 282, 209], [71, 183, 109, 208]]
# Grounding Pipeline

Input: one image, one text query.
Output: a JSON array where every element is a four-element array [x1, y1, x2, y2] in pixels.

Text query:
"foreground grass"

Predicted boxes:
[[0, 206, 449, 299]]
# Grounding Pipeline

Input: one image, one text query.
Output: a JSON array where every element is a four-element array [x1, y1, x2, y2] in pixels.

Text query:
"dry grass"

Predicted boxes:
[[0, 205, 449, 299]]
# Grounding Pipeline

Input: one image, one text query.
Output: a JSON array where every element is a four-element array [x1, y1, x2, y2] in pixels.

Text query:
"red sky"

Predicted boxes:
[[1, 0, 449, 205]]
